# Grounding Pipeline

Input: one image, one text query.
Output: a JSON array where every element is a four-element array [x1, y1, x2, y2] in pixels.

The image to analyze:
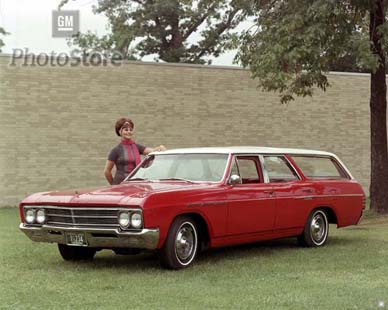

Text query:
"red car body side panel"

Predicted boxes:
[[309, 179, 365, 227], [226, 184, 276, 235], [272, 180, 317, 231], [141, 185, 229, 248], [272, 180, 364, 230]]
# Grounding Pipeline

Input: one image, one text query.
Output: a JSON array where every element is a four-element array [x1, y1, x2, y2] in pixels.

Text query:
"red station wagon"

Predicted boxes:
[[19, 147, 365, 269]]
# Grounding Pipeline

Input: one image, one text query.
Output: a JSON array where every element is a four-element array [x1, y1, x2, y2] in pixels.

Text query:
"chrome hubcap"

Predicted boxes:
[[175, 223, 196, 262], [311, 213, 326, 243]]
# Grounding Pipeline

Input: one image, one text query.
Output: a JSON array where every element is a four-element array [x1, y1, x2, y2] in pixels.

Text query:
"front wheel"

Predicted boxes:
[[298, 209, 329, 247], [58, 244, 96, 261], [159, 216, 199, 269]]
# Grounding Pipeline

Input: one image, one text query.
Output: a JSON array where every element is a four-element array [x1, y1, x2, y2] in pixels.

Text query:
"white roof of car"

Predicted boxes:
[[156, 146, 335, 156], [152, 146, 354, 179]]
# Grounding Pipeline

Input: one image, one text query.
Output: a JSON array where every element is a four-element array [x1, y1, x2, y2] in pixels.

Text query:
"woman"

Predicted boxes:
[[104, 117, 166, 185]]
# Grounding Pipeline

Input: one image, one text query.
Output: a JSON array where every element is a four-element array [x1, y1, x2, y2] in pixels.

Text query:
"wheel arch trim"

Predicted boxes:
[[313, 205, 338, 226], [160, 211, 212, 249]]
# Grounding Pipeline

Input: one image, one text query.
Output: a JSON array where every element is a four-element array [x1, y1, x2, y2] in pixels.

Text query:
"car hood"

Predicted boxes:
[[21, 181, 216, 206]]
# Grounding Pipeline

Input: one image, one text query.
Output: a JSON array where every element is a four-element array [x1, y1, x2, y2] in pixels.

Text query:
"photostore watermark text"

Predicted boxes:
[[9, 48, 124, 67]]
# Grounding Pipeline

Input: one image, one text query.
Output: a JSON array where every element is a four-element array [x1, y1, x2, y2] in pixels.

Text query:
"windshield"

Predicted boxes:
[[127, 154, 229, 182]]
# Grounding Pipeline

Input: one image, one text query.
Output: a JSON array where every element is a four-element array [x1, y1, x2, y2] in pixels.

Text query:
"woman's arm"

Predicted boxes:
[[143, 145, 166, 155], [104, 160, 115, 185]]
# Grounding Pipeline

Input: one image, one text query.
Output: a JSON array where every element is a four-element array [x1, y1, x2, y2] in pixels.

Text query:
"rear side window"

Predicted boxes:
[[263, 156, 299, 182], [291, 156, 349, 179]]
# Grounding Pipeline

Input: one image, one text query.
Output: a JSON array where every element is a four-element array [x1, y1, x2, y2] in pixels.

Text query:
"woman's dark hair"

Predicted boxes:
[[115, 117, 134, 136]]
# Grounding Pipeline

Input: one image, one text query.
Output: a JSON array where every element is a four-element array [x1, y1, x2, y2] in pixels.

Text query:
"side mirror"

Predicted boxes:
[[229, 174, 242, 186]]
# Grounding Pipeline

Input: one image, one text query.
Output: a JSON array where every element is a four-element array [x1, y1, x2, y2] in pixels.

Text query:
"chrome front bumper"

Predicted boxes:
[[19, 224, 159, 249]]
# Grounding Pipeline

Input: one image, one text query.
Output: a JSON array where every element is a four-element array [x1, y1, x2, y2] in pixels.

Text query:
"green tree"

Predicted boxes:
[[0, 27, 8, 52], [61, 0, 251, 64], [237, 0, 388, 213]]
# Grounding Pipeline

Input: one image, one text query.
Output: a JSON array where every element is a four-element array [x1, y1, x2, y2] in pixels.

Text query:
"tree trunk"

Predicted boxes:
[[369, 0, 388, 213]]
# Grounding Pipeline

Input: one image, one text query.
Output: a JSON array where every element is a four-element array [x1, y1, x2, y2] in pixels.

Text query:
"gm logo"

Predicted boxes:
[[52, 10, 79, 38]]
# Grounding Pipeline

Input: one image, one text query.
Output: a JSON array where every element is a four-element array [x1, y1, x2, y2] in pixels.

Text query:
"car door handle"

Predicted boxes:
[[302, 189, 313, 194], [263, 190, 274, 196]]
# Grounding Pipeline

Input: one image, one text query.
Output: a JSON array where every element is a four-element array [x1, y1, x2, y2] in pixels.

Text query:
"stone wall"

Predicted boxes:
[[0, 54, 372, 206]]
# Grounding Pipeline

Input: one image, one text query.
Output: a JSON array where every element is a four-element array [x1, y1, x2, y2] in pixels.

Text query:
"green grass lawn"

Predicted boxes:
[[1, 207, 388, 310]]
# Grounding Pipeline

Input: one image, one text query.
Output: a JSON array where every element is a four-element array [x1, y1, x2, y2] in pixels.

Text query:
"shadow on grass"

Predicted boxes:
[[197, 235, 362, 263], [45, 234, 364, 272], [57, 251, 162, 271], [46, 240, 298, 272]]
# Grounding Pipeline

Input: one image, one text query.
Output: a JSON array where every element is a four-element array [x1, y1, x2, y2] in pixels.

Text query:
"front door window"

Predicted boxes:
[[234, 156, 262, 184]]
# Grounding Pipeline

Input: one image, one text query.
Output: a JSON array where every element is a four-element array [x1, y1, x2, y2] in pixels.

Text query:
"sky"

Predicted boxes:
[[0, 0, 242, 66]]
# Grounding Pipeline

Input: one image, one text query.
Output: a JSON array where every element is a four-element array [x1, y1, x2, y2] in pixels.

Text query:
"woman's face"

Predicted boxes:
[[121, 126, 134, 140]]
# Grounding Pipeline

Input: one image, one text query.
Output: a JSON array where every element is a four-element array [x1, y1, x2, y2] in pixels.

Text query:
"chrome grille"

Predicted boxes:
[[45, 207, 120, 228]]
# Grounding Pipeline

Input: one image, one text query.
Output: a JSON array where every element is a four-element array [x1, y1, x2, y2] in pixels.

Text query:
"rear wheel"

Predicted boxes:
[[58, 244, 96, 261], [159, 216, 198, 269], [298, 209, 329, 247]]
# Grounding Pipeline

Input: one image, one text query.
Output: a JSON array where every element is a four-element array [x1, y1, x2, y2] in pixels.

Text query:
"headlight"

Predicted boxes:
[[25, 209, 36, 224], [36, 209, 46, 224], [118, 212, 130, 229], [131, 212, 142, 229]]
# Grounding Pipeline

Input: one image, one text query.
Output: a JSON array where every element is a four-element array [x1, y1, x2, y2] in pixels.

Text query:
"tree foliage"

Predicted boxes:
[[237, 0, 388, 213], [0, 27, 8, 52], [237, 0, 379, 102], [62, 0, 252, 63]]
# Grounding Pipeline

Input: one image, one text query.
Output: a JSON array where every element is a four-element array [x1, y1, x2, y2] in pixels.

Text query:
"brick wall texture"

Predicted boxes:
[[0, 54, 373, 207]]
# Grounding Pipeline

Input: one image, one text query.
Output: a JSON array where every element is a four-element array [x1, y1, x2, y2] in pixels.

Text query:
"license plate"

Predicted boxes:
[[66, 232, 87, 246]]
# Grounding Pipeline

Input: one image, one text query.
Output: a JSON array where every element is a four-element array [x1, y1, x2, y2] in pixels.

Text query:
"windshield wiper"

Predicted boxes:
[[157, 178, 194, 183], [126, 177, 149, 182]]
